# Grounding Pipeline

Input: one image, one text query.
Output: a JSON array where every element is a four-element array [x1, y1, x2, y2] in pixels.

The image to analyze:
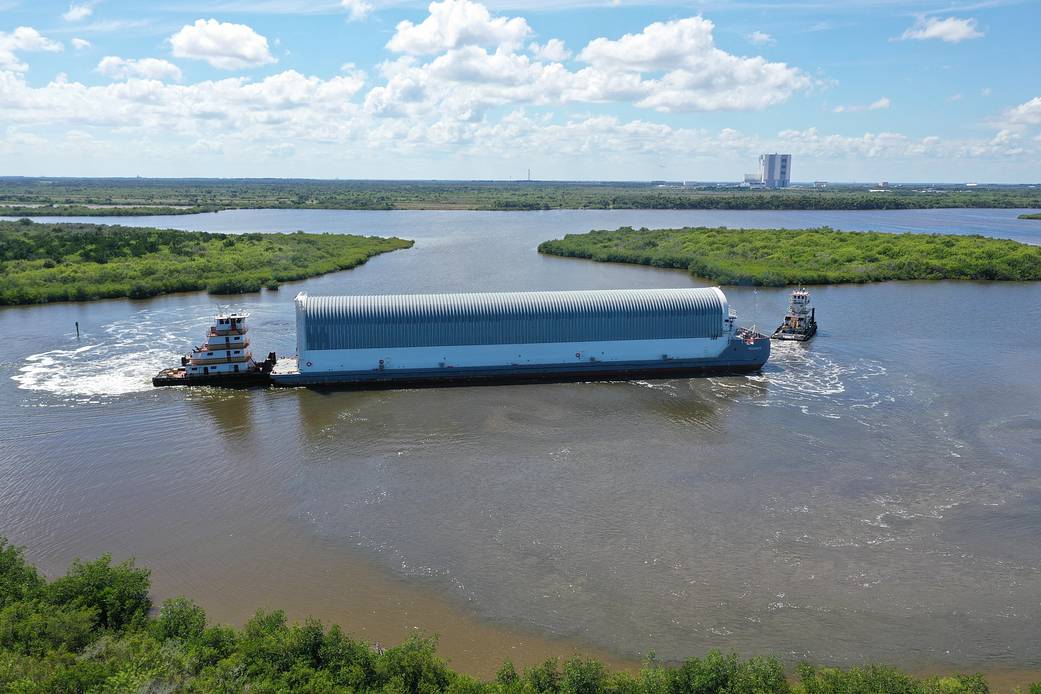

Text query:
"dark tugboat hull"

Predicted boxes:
[[771, 323, 817, 341], [152, 367, 271, 388]]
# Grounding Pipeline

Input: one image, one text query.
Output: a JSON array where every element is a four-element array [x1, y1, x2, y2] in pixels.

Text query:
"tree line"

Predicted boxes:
[[538, 226, 1041, 286], [1, 538, 1033, 693], [0, 220, 412, 305]]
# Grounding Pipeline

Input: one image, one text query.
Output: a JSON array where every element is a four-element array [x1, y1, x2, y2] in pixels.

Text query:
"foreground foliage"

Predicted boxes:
[[2, 177, 1040, 213], [0, 220, 412, 305], [538, 226, 1041, 286], [1, 539, 1036, 693]]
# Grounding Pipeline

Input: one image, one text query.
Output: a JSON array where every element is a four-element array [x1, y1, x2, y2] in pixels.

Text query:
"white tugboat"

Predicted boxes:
[[153, 311, 276, 387], [772, 288, 818, 341]]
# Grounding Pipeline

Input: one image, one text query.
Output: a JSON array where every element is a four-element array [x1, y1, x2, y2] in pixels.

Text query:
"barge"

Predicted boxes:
[[268, 288, 769, 388]]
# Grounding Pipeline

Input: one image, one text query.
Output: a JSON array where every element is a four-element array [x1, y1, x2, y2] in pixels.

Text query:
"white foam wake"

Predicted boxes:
[[12, 309, 206, 398], [709, 342, 894, 421]]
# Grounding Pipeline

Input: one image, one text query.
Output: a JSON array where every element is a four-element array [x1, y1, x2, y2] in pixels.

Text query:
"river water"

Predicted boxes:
[[2, 208, 1041, 682]]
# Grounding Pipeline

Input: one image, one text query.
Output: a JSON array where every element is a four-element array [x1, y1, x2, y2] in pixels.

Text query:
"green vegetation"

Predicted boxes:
[[538, 226, 1041, 286], [2, 177, 1040, 213], [1, 538, 1033, 693], [0, 204, 219, 217], [1019, 213, 1041, 219], [0, 220, 412, 305]]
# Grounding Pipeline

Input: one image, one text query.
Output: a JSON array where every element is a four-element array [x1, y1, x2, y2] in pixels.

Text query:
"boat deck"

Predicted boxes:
[[152, 366, 272, 388]]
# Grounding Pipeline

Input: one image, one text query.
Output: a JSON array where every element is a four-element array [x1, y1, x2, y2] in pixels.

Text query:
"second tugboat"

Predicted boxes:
[[153, 310, 276, 387], [772, 288, 817, 341]]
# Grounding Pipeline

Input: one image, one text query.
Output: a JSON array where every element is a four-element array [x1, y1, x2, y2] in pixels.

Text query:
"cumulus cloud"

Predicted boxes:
[[341, 0, 374, 21], [577, 17, 809, 112], [96, 56, 183, 82], [72, 38, 92, 50], [998, 96, 1041, 130], [169, 19, 277, 70], [528, 38, 570, 62], [2, 0, 1033, 173], [833, 96, 890, 113], [0, 66, 1035, 170], [364, 10, 811, 120], [62, 2, 94, 22], [0, 27, 63, 72], [747, 31, 774, 45], [387, 0, 532, 54], [901, 16, 983, 43]]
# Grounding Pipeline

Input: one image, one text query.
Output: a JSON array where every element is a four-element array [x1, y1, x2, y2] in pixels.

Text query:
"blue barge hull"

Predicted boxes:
[[270, 336, 769, 390]]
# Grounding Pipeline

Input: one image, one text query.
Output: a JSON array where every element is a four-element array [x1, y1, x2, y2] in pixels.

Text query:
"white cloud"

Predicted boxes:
[[341, 0, 373, 21], [833, 96, 890, 113], [387, 0, 532, 55], [901, 16, 983, 43], [528, 38, 569, 62], [62, 2, 94, 22], [946, 93, 962, 102], [0, 27, 63, 72], [0, 67, 1035, 173], [577, 17, 809, 112], [72, 38, 92, 50], [981, 86, 992, 96], [169, 18, 277, 70], [364, 10, 811, 120], [97, 56, 183, 82], [998, 96, 1041, 130], [747, 31, 774, 46]]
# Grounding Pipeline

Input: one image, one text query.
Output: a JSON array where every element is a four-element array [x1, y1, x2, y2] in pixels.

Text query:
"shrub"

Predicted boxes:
[[45, 554, 151, 632]]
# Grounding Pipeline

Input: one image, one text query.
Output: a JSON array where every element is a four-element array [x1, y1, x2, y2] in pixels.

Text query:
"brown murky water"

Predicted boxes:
[[2, 208, 1041, 690]]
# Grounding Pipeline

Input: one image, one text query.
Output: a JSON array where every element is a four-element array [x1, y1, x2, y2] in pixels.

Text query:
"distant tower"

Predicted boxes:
[[758, 154, 791, 188], [527, 168, 531, 182]]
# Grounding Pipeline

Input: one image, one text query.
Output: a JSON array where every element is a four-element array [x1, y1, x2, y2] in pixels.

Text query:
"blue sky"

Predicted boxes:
[[1, 0, 1039, 182]]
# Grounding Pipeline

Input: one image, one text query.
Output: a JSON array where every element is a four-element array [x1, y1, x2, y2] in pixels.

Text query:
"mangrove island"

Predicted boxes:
[[537, 226, 1041, 286], [0, 220, 412, 305]]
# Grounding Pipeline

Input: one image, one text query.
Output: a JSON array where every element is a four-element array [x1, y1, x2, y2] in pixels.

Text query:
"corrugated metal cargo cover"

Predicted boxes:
[[298, 288, 726, 350]]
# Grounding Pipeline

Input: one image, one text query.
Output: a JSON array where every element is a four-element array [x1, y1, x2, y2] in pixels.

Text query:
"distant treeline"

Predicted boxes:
[[0, 219, 412, 305], [1, 538, 1031, 693], [538, 226, 1041, 286], [2, 177, 1041, 213], [0, 204, 220, 217]]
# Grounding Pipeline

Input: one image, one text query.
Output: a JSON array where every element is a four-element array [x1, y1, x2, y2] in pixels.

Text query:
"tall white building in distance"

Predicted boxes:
[[758, 154, 791, 188]]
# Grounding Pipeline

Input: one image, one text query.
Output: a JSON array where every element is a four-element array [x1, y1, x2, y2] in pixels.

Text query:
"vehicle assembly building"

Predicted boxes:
[[270, 288, 769, 388]]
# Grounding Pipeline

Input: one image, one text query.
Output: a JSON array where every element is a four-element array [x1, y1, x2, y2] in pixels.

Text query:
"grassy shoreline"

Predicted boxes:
[[3, 178, 1041, 214], [1, 538, 1036, 693], [0, 220, 412, 305], [1020, 213, 1041, 219], [538, 226, 1041, 286]]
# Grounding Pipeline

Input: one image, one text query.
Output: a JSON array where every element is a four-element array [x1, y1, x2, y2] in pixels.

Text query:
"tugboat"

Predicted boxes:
[[772, 288, 817, 341], [153, 311, 276, 387]]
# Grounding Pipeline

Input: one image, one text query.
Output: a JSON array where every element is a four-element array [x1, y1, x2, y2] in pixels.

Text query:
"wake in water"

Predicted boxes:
[[12, 309, 209, 399], [709, 341, 898, 422]]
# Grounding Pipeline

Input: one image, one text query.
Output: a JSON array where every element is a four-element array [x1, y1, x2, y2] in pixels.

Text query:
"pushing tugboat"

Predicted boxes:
[[153, 310, 276, 387], [772, 288, 817, 341]]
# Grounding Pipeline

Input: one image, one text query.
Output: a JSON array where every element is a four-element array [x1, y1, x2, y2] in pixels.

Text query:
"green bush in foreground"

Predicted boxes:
[[1, 538, 1034, 693], [0, 220, 413, 305], [538, 226, 1041, 286]]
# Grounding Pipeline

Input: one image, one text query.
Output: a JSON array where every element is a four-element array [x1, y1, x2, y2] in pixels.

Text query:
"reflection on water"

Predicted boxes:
[[2, 208, 1041, 682]]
